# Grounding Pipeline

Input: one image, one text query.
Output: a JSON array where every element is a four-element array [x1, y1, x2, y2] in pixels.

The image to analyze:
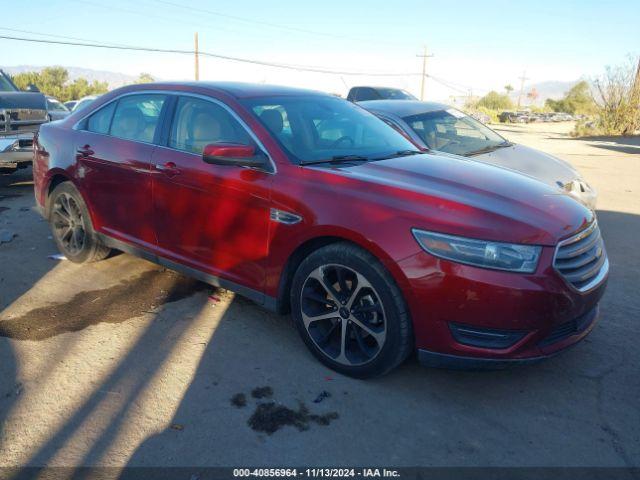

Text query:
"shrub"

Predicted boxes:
[[476, 91, 514, 111]]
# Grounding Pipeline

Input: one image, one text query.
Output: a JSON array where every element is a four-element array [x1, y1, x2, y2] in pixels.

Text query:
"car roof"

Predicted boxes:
[[126, 81, 329, 99], [358, 100, 451, 117]]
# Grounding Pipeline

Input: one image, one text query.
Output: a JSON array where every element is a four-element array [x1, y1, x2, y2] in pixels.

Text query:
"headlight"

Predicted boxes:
[[560, 179, 591, 194], [412, 229, 542, 273]]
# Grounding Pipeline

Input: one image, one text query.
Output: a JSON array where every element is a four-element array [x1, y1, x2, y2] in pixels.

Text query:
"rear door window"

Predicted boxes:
[[86, 102, 116, 134], [110, 94, 166, 143]]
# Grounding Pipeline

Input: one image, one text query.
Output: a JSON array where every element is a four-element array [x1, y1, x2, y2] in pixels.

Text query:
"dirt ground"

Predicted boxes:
[[0, 122, 638, 471]]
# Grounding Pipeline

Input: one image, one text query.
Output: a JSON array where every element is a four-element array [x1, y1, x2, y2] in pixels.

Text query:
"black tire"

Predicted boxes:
[[291, 242, 413, 378], [47, 182, 111, 263]]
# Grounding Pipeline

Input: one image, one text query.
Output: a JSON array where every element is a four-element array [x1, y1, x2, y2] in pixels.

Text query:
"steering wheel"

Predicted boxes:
[[329, 136, 355, 148]]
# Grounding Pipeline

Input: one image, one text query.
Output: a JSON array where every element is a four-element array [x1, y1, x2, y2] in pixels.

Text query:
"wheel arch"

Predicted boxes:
[[43, 170, 75, 218], [274, 229, 411, 315]]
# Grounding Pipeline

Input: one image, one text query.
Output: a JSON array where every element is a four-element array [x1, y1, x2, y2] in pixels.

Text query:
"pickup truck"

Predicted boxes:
[[0, 69, 49, 174]]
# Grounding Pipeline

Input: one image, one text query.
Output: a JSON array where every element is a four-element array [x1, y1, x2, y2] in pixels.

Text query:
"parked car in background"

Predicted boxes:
[[499, 111, 519, 123], [468, 111, 491, 124], [347, 86, 417, 102], [71, 95, 100, 112], [360, 100, 597, 208], [34, 82, 607, 377], [0, 69, 48, 174], [64, 100, 78, 111], [46, 96, 71, 121]]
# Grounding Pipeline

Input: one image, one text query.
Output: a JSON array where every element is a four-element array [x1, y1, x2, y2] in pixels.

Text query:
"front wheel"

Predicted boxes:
[[48, 182, 111, 263], [291, 243, 413, 378]]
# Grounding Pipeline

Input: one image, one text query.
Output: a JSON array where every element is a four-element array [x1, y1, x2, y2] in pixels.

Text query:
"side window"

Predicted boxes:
[[110, 94, 166, 143], [86, 102, 116, 135], [169, 96, 252, 154]]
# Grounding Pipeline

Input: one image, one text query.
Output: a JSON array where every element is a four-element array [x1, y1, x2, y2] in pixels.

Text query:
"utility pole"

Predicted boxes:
[[633, 56, 640, 102], [194, 32, 200, 81], [517, 70, 529, 110], [416, 46, 434, 101]]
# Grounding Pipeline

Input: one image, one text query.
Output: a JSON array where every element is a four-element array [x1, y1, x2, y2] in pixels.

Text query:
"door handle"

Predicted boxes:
[[155, 161, 180, 176], [76, 144, 94, 158]]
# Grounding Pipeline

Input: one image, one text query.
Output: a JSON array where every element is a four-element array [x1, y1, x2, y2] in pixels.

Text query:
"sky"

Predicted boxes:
[[1, 0, 639, 101]]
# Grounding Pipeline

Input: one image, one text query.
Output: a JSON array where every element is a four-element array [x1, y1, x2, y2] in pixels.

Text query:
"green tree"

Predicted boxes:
[[10, 67, 108, 102], [477, 91, 514, 110], [504, 84, 514, 95], [593, 61, 640, 135], [545, 81, 596, 114], [65, 77, 109, 102], [133, 73, 155, 84]]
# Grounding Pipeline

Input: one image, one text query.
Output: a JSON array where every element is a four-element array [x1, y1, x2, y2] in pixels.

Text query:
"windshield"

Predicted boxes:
[[0, 74, 17, 92], [404, 109, 508, 156], [377, 88, 416, 100], [243, 95, 417, 164], [47, 98, 69, 112]]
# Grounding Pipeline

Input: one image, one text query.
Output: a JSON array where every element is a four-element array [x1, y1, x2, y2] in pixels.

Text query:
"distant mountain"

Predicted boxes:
[[0, 65, 138, 88]]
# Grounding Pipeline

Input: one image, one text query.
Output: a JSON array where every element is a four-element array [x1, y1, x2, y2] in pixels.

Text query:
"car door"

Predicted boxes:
[[151, 94, 273, 292], [75, 93, 168, 248]]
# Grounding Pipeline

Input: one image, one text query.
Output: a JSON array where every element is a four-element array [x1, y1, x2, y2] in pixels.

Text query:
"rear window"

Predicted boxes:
[[109, 95, 166, 143]]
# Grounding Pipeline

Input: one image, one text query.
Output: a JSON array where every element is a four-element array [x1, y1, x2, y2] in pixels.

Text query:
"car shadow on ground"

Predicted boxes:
[[559, 134, 640, 155], [1, 169, 46, 478], [117, 209, 639, 468], [2, 208, 639, 473], [2, 269, 212, 477], [589, 144, 640, 155], [0, 169, 58, 310]]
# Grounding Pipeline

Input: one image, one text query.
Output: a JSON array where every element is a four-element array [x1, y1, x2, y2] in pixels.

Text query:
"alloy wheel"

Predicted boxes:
[[51, 192, 86, 256], [300, 264, 387, 366]]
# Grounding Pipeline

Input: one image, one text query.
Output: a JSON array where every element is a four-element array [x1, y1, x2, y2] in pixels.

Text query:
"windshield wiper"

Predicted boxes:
[[372, 149, 424, 161], [300, 155, 370, 166], [465, 141, 512, 157]]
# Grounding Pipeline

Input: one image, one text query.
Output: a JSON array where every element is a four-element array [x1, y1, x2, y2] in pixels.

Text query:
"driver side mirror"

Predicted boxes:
[[26, 83, 41, 93], [202, 143, 268, 168]]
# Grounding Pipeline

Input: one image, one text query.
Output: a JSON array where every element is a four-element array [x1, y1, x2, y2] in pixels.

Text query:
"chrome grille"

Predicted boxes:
[[554, 221, 608, 292], [0, 108, 47, 133]]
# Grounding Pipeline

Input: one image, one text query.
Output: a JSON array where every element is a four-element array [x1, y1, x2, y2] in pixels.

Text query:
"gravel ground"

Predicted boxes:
[[0, 122, 638, 471]]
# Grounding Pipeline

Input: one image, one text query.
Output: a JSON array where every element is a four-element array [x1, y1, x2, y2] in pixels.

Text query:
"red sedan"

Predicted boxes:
[[33, 82, 608, 377]]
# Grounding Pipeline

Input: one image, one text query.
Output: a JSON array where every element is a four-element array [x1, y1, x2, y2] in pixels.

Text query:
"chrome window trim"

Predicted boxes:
[[552, 221, 609, 294], [72, 89, 276, 174]]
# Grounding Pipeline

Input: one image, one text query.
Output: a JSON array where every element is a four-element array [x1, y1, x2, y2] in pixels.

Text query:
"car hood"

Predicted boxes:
[[332, 153, 593, 246], [471, 143, 580, 187]]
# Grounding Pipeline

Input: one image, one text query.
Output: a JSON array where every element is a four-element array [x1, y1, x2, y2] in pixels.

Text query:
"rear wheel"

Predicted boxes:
[[48, 182, 111, 263], [291, 243, 413, 378]]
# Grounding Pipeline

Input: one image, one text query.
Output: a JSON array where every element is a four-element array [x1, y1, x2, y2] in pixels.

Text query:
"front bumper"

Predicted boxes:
[[418, 305, 599, 369], [398, 246, 608, 365], [0, 134, 35, 167]]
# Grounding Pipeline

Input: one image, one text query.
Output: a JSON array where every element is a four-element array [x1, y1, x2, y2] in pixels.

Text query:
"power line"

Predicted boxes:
[[428, 75, 473, 95], [0, 27, 137, 48], [149, 0, 375, 44], [0, 34, 423, 77], [0, 31, 484, 94]]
